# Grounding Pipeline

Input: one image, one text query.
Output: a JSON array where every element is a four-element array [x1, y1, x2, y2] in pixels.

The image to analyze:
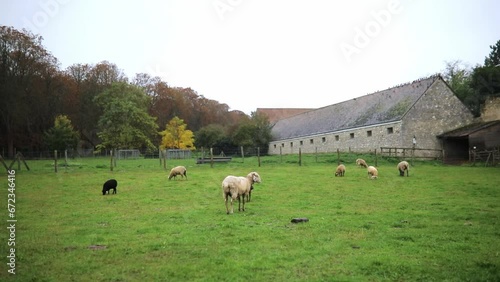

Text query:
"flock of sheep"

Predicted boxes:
[[334, 159, 410, 180], [101, 160, 409, 215]]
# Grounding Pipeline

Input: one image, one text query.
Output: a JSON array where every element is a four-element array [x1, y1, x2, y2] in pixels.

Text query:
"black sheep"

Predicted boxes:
[[102, 179, 118, 195]]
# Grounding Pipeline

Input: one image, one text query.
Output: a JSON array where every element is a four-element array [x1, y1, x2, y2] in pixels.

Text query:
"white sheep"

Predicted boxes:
[[367, 166, 378, 179], [168, 166, 187, 180], [356, 158, 368, 168], [222, 172, 261, 214], [397, 161, 410, 177], [335, 164, 346, 177]]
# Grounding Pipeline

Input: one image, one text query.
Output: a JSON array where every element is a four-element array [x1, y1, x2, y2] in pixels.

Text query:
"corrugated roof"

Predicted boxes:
[[271, 75, 441, 140], [438, 120, 500, 138]]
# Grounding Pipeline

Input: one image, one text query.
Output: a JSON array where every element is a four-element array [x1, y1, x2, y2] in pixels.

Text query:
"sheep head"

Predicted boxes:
[[248, 172, 261, 184]]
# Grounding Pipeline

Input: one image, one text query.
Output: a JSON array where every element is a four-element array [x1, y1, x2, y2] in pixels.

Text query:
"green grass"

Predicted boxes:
[[0, 155, 499, 281]]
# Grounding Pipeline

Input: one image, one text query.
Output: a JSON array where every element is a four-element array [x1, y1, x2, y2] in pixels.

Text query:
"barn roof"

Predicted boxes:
[[437, 120, 500, 138], [271, 75, 441, 140]]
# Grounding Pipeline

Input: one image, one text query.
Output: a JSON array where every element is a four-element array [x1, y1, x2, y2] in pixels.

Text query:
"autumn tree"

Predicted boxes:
[[0, 26, 60, 156], [159, 116, 196, 150], [94, 82, 158, 151], [44, 115, 79, 151]]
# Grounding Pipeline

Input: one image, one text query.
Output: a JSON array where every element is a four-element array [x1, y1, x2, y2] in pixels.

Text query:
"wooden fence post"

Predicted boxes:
[[163, 150, 167, 170], [54, 150, 58, 173], [337, 149, 340, 165], [299, 148, 302, 166], [110, 149, 113, 171], [241, 146, 244, 163], [210, 148, 214, 168], [257, 147, 261, 167], [374, 149, 378, 167], [280, 146, 282, 163]]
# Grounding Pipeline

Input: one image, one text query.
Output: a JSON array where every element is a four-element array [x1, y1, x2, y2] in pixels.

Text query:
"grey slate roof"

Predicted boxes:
[[271, 75, 441, 140]]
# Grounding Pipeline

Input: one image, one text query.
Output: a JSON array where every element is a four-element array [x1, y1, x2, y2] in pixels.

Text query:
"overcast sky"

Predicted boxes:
[[1, 0, 499, 114]]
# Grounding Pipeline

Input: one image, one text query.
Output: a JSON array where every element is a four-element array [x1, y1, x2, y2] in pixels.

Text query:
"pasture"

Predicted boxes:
[[0, 155, 499, 281]]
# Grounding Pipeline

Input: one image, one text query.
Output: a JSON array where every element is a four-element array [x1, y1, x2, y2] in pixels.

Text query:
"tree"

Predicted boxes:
[[195, 124, 227, 149], [231, 111, 273, 154], [0, 26, 60, 156], [442, 60, 478, 116], [484, 39, 500, 67], [94, 82, 158, 151], [159, 116, 196, 150], [251, 111, 273, 154], [43, 115, 79, 151]]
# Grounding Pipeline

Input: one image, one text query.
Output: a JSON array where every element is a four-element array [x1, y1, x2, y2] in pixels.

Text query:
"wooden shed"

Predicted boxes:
[[438, 120, 500, 164]]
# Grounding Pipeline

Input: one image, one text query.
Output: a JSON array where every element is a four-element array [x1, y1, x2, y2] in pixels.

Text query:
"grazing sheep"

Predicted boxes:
[[367, 166, 378, 179], [397, 161, 410, 177], [102, 179, 117, 195], [222, 172, 261, 214], [168, 166, 187, 180], [356, 158, 368, 168], [335, 164, 346, 177]]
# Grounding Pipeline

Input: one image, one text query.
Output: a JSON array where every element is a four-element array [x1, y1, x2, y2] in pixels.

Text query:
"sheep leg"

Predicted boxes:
[[224, 193, 231, 214]]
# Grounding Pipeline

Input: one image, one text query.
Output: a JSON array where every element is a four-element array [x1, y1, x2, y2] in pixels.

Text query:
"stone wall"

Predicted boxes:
[[268, 121, 403, 154], [481, 96, 500, 122], [401, 79, 474, 156]]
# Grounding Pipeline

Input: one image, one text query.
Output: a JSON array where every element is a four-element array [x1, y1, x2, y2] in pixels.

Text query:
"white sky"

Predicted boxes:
[[1, 0, 499, 114]]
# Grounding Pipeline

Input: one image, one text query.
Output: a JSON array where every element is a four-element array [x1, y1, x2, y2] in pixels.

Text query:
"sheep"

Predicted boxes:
[[397, 161, 410, 177], [356, 158, 368, 168], [335, 164, 346, 177], [102, 179, 117, 195], [367, 166, 378, 179], [222, 172, 261, 214], [168, 166, 187, 180]]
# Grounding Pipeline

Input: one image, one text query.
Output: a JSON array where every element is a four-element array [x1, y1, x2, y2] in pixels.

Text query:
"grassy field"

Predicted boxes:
[[0, 155, 499, 281]]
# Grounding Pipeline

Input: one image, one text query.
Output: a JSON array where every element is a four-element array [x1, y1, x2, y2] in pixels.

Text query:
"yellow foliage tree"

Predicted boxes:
[[159, 116, 196, 150]]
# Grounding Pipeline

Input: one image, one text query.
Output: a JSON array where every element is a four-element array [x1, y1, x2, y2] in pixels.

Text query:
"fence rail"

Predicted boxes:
[[379, 147, 443, 160]]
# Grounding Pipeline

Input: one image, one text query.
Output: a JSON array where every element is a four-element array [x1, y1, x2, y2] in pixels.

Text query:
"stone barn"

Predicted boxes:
[[269, 75, 475, 158]]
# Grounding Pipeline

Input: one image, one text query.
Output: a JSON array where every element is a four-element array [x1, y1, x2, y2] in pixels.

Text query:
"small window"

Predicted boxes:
[[310, 139, 314, 144], [322, 137, 326, 143], [335, 135, 339, 141], [367, 130, 372, 137], [290, 142, 293, 147], [273, 144, 277, 149], [300, 140, 303, 146], [281, 143, 285, 147], [350, 133, 354, 139], [387, 127, 394, 134]]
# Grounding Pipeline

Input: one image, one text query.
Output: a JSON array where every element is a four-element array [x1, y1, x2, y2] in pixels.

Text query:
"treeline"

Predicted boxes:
[[442, 40, 500, 117], [1, 26, 271, 158]]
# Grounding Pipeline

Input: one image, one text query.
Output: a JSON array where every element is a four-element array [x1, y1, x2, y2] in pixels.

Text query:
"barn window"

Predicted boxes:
[[387, 127, 394, 134], [335, 135, 339, 141], [281, 143, 285, 147], [322, 137, 326, 143], [300, 140, 303, 146], [350, 133, 354, 139], [310, 139, 314, 144], [290, 142, 293, 147], [273, 144, 277, 149], [367, 130, 372, 137]]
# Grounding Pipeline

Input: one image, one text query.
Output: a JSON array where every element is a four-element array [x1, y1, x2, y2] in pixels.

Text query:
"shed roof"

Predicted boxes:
[[271, 75, 441, 140], [437, 120, 500, 138]]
